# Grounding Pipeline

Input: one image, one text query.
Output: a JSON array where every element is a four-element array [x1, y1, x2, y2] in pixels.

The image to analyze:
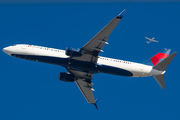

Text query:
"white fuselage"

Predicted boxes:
[[3, 44, 165, 77]]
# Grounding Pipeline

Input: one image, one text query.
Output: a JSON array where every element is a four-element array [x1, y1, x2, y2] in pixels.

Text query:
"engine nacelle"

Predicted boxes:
[[65, 47, 82, 57], [58, 72, 75, 82]]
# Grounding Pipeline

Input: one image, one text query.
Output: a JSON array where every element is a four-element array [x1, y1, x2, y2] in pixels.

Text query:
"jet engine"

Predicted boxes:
[[65, 47, 82, 57], [58, 72, 75, 82]]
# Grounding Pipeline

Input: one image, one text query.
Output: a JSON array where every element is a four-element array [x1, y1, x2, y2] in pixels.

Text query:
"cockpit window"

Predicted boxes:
[[12, 45, 16, 46]]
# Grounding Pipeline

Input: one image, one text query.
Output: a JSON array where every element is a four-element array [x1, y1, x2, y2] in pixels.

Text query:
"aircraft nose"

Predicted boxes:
[[3, 47, 7, 52], [3, 47, 11, 55]]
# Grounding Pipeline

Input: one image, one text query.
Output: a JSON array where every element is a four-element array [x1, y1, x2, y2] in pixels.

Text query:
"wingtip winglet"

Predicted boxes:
[[95, 98, 100, 103], [117, 9, 127, 19], [93, 103, 98, 109]]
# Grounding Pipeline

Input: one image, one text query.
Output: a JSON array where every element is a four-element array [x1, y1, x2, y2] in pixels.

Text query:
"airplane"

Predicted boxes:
[[145, 37, 158, 43], [3, 9, 177, 109]]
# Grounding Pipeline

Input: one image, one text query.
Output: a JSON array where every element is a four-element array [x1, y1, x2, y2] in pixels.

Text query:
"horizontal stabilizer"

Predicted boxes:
[[153, 52, 177, 71], [153, 75, 165, 89]]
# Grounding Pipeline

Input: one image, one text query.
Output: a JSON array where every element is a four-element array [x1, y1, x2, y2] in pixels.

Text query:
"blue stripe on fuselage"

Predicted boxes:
[[11, 54, 68, 67], [97, 64, 133, 77], [11, 54, 133, 77]]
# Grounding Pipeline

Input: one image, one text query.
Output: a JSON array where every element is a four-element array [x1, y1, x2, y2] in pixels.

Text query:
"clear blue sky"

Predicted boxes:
[[1, 3, 180, 120]]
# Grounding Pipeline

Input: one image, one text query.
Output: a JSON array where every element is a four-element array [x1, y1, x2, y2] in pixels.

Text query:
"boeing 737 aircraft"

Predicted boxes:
[[3, 9, 177, 109]]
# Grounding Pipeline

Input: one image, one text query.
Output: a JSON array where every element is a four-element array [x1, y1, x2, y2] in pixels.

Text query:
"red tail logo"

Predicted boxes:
[[150, 53, 169, 66]]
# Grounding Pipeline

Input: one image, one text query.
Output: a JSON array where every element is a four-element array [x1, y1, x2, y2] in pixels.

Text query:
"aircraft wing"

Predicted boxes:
[[145, 37, 152, 40], [153, 40, 158, 42], [75, 79, 97, 107], [72, 9, 127, 63], [66, 68, 98, 109], [65, 9, 127, 109], [145, 37, 158, 42]]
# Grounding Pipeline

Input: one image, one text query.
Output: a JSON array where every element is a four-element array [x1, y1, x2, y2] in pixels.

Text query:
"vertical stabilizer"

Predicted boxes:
[[153, 52, 177, 71], [144, 48, 171, 66], [153, 75, 165, 89], [153, 52, 177, 89]]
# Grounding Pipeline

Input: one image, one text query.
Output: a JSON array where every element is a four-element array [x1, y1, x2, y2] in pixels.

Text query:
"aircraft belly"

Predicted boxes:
[[10, 48, 152, 78], [68, 60, 99, 74], [11, 54, 68, 67], [97, 61, 152, 77], [97, 65, 133, 77]]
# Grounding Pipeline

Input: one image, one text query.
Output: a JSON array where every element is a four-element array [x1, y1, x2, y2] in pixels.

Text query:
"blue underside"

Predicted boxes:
[[11, 54, 133, 77]]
